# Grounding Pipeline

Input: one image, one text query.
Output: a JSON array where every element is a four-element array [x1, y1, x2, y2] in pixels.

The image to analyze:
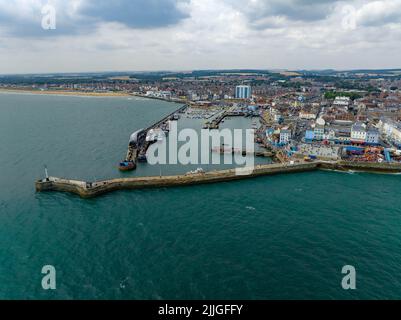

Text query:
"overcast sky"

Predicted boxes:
[[0, 0, 400, 74]]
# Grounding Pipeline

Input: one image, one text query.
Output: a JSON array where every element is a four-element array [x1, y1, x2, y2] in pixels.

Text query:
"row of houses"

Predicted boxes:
[[378, 118, 401, 146], [266, 128, 292, 146], [305, 119, 380, 145]]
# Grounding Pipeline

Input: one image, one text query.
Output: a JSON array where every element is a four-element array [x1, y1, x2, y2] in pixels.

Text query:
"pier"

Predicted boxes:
[[205, 111, 251, 129], [122, 104, 188, 166], [36, 161, 401, 198]]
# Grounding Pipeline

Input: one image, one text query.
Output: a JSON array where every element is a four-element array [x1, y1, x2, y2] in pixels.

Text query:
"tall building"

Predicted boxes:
[[235, 85, 252, 99]]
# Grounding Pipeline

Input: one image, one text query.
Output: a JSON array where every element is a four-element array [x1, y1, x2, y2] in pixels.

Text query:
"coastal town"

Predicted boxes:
[[5, 69, 401, 167], [21, 69, 401, 197], [5, 0, 401, 304]]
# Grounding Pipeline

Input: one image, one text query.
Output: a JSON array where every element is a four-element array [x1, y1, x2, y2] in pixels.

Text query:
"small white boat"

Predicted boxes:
[[186, 168, 205, 175], [146, 128, 165, 142]]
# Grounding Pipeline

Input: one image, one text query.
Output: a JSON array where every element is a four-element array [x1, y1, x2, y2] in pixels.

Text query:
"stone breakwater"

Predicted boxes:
[[35, 161, 401, 198]]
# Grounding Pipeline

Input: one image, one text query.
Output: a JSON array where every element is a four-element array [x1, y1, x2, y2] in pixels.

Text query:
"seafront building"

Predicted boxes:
[[351, 122, 367, 142], [313, 118, 326, 141], [378, 118, 401, 146], [366, 128, 380, 145]]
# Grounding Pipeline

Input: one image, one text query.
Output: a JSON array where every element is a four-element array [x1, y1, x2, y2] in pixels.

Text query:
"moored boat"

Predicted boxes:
[[138, 154, 147, 162], [119, 161, 136, 171]]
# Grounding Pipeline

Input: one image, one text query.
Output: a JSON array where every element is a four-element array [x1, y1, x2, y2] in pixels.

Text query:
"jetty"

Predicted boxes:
[[36, 161, 401, 199], [122, 104, 188, 166], [205, 110, 251, 129]]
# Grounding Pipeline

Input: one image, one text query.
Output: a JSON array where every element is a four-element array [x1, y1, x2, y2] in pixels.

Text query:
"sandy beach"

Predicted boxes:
[[0, 88, 132, 97]]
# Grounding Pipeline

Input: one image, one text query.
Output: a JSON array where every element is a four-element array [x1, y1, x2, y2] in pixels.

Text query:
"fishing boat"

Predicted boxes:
[[119, 161, 136, 171], [146, 128, 165, 143], [138, 154, 147, 162], [146, 129, 157, 142]]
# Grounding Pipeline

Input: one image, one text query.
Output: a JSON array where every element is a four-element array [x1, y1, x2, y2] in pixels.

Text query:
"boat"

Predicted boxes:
[[138, 154, 147, 162], [119, 161, 136, 171], [185, 168, 205, 175], [147, 128, 165, 142], [129, 129, 145, 146], [146, 129, 157, 142]]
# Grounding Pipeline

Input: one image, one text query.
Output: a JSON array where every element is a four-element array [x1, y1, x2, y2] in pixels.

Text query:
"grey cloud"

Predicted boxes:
[[0, 0, 189, 38], [228, 0, 342, 29], [79, 0, 189, 29], [358, 11, 401, 27]]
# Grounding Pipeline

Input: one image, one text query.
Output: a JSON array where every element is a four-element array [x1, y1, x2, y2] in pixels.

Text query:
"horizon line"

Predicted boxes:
[[1, 68, 401, 77]]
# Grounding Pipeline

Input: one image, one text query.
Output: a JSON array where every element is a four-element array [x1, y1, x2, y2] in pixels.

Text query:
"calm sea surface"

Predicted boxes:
[[1, 92, 401, 299]]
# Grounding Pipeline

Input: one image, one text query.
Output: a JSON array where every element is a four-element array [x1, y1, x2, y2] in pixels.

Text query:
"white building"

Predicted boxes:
[[146, 90, 172, 99], [313, 117, 326, 140], [366, 128, 380, 144], [299, 110, 317, 120], [378, 118, 401, 144], [351, 122, 367, 141], [333, 96, 351, 107], [235, 85, 252, 99]]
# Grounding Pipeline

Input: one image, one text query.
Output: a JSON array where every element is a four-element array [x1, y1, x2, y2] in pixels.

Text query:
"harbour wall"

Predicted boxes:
[[322, 161, 401, 173], [36, 162, 319, 198], [35, 161, 401, 198]]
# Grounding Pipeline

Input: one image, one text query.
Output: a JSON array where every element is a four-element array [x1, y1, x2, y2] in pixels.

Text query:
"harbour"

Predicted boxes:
[[2, 92, 401, 300], [60, 95, 401, 198], [3, 0, 401, 303]]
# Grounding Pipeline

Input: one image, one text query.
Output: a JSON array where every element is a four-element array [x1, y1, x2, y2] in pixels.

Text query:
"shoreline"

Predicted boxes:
[[36, 161, 401, 198], [130, 93, 188, 104], [0, 88, 132, 97], [0, 89, 188, 104]]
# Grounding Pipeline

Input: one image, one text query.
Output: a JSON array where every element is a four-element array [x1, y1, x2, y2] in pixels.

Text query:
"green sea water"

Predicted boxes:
[[1, 92, 401, 300]]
